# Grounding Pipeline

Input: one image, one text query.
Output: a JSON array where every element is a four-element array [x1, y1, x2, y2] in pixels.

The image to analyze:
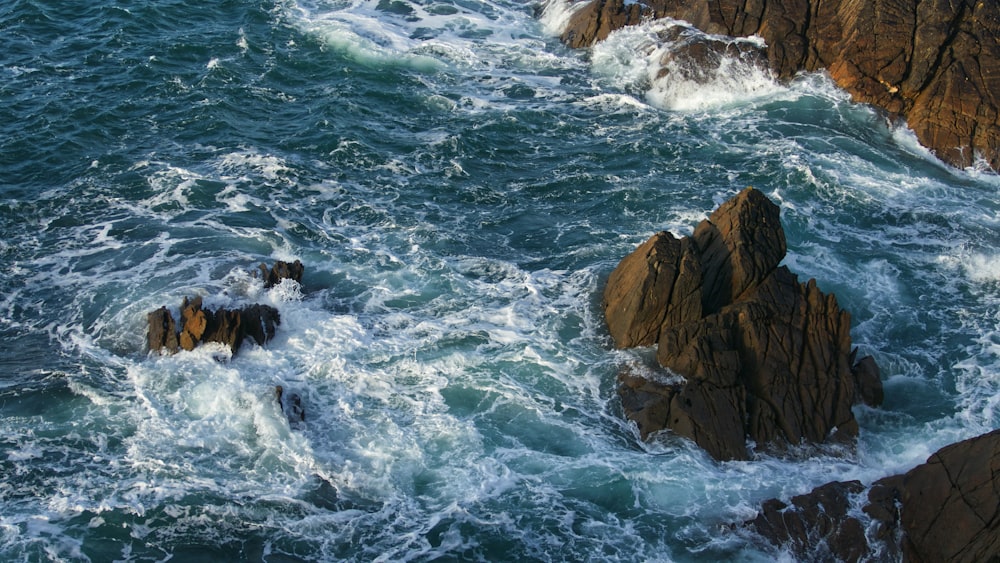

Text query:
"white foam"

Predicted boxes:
[[589, 19, 785, 112]]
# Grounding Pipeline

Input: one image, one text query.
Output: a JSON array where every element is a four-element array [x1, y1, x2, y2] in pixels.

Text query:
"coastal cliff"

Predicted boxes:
[[555, 0, 1000, 170]]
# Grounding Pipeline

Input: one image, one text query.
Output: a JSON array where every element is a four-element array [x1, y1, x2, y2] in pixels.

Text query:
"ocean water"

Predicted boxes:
[[2, 0, 999, 560]]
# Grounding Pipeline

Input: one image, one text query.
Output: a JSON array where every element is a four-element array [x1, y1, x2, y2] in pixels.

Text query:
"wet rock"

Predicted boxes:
[[746, 429, 1000, 562], [146, 299, 281, 357], [147, 306, 179, 354], [749, 480, 869, 562], [276, 385, 305, 422], [894, 428, 1000, 561], [603, 230, 702, 349], [259, 259, 304, 289], [555, 0, 1000, 170], [242, 303, 281, 348], [179, 296, 209, 351], [607, 187, 879, 460]]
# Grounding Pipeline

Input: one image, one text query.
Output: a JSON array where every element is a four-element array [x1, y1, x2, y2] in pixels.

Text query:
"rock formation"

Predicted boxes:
[[746, 429, 1000, 562], [259, 259, 304, 289], [556, 0, 1000, 170], [146, 260, 300, 356], [606, 187, 881, 460], [147, 296, 281, 356]]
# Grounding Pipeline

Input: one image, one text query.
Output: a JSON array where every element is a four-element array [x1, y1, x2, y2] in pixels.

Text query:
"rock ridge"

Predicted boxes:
[[605, 187, 881, 460], [745, 429, 1000, 562], [556, 0, 1000, 170]]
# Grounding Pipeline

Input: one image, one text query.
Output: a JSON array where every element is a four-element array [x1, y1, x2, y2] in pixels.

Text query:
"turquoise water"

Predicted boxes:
[[2, 0, 1000, 560]]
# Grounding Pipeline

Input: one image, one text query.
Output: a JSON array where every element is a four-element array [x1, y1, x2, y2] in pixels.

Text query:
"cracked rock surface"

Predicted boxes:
[[605, 187, 881, 460], [558, 0, 1000, 170]]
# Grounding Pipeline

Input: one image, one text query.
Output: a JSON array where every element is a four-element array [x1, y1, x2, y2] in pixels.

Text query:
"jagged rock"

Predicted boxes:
[[603, 231, 702, 348], [748, 480, 869, 562], [179, 296, 209, 351], [147, 306, 179, 354], [652, 24, 771, 87], [607, 187, 879, 460], [242, 303, 280, 347], [146, 299, 282, 357], [259, 259, 304, 289], [556, 0, 1000, 170], [746, 429, 1000, 562]]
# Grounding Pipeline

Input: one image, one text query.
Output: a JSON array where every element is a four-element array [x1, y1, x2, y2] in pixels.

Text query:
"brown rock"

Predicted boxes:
[[748, 480, 869, 562], [146, 299, 282, 357], [603, 231, 702, 349], [179, 296, 209, 351], [691, 186, 785, 314], [241, 303, 281, 347], [259, 260, 304, 289], [202, 307, 244, 354], [748, 430, 1000, 561], [605, 187, 879, 460], [554, 0, 1000, 170], [896, 428, 1000, 562]]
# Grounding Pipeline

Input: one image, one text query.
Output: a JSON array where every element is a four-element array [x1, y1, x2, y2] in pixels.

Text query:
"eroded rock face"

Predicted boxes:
[[259, 259, 304, 289], [606, 187, 879, 460], [146, 261, 293, 357], [557, 0, 1000, 169], [746, 429, 1000, 562]]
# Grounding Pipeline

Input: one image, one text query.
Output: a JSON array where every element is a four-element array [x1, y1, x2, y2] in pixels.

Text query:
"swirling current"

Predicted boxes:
[[2, 0, 1000, 560]]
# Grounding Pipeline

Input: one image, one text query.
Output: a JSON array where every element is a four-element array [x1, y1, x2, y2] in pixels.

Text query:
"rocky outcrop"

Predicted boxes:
[[147, 296, 281, 356], [259, 259, 304, 289], [556, 0, 1000, 170], [746, 429, 1000, 562], [146, 260, 300, 356], [606, 187, 880, 460]]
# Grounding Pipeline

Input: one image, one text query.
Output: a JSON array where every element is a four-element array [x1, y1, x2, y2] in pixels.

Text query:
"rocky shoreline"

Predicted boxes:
[[552, 0, 1000, 171], [602, 188, 1000, 559]]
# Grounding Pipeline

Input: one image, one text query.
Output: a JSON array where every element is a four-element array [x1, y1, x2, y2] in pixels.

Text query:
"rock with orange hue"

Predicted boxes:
[[556, 0, 1000, 170]]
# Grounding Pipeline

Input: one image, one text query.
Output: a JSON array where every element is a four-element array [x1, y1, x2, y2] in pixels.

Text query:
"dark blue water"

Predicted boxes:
[[2, 0, 999, 560]]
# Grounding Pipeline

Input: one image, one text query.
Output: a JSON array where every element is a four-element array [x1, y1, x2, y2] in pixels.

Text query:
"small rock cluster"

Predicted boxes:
[[146, 260, 302, 357]]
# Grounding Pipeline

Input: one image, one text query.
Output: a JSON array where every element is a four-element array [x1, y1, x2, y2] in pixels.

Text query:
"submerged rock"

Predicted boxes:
[[745, 429, 1000, 562], [556, 0, 1000, 170], [605, 188, 880, 460], [276, 385, 305, 423]]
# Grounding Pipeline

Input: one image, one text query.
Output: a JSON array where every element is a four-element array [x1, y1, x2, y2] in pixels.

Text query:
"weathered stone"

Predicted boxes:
[[146, 299, 282, 357], [241, 303, 281, 347], [691, 186, 785, 314], [179, 296, 209, 352], [605, 187, 879, 460], [747, 430, 1000, 562], [896, 428, 1000, 561], [748, 480, 869, 562], [202, 307, 244, 354], [603, 231, 702, 348], [259, 260, 304, 289], [555, 0, 1000, 170], [146, 306, 179, 354]]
